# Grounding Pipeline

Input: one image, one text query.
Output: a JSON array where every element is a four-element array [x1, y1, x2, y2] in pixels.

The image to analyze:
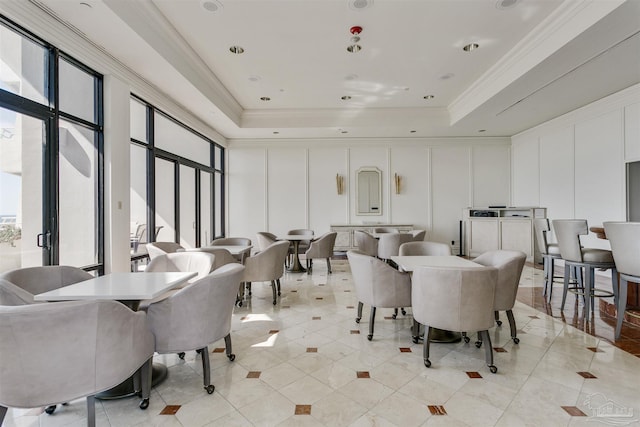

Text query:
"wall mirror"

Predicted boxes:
[[356, 167, 382, 215]]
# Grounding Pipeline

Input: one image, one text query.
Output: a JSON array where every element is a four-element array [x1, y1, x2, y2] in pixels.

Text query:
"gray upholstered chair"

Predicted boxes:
[[533, 218, 563, 299], [354, 230, 379, 257], [399, 241, 452, 256], [377, 233, 413, 261], [0, 300, 154, 425], [472, 250, 526, 344], [410, 229, 426, 241], [256, 232, 278, 251], [146, 264, 245, 396], [146, 241, 184, 260], [180, 247, 238, 270], [553, 219, 618, 317], [603, 221, 640, 340], [374, 227, 399, 234], [0, 265, 93, 306], [411, 265, 498, 373], [346, 250, 412, 341], [241, 240, 289, 305], [145, 252, 215, 287], [305, 232, 337, 273]]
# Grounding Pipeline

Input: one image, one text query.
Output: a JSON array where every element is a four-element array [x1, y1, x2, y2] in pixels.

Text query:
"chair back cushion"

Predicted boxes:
[[0, 266, 93, 304], [354, 230, 379, 257], [552, 219, 588, 262], [411, 266, 497, 332], [533, 218, 551, 255], [399, 241, 452, 256], [411, 230, 426, 241], [346, 250, 411, 308], [256, 232, 278, 251], [147, 264, 245, 353], [0, 300, 154, 408], [210, 237, 252, 246], [145, 252, 215, 282], [473, 250, 526, 311], [377, 233, 413, 259], [242, 240, 289, 282], [604, 222, 640, 277], [146, 242, 184, 259]]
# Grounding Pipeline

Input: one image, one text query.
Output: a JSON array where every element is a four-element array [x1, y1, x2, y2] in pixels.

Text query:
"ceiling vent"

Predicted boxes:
[[496, 0, 520, 10], [201, 0, 223, 13], [349, 0, 373, 11]]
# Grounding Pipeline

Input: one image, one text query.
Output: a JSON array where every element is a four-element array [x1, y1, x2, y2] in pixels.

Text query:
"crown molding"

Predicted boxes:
[[449, 0, 626, 125]]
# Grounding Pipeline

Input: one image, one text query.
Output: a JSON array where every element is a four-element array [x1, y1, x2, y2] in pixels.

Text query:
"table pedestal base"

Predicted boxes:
[[96, 363, 167, 400]]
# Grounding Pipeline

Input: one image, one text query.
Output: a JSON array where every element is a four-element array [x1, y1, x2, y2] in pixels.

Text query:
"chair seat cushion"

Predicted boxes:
[[546, 244, 561, 256], [581, 248, 614, 264]]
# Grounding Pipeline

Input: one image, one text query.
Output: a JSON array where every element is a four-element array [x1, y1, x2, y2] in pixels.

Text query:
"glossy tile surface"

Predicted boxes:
[[5, 260, 640, 426]]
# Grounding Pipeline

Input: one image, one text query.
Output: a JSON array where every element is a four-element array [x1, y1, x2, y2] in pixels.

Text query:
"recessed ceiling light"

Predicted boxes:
[[341, 130, 348, 134], [341, 95, 352, 100], [273, 131, 279, 134], [496, 0, 520, 9], [79, 2, 92, 8], [423, 95, 435, 100], [200, 0, 223, 13], [349, 0, 373, 10], [463, 43, 479, 52], [478, 129, 486, 133], [440, 73, 455, 80], [229, 46, 244, 54], [410, 130, 416, 133], [347, 44, 362, 53], [260, 97, 271, 101], [248, 75, 260, 82], [345, 74, 359, 81]]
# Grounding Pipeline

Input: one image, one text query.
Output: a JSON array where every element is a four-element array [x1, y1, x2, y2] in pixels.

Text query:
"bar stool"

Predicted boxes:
[[533, 219, 563, 300], [552, 219, 618, 317], [603, 221, 640, 340]]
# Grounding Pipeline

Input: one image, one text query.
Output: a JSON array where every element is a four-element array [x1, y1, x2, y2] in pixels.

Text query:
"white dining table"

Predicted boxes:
[[35, 271, 196, 399]]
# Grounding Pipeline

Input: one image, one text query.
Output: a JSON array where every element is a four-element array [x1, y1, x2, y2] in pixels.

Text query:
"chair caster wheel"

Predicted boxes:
[[391, 313, 397, 319], [475, 341, 482, 348], [424, 359, 431, 368], [367, 334, 373, 341], [496, 320, 503, 326], [238, 301, 243, 307], [272, 300, 277, 305], [463, 336, 470, 344], [61, 403, 68, 406], [412, 336, 419, 344], [45, 405, 56, 415], [205, 384, 215, 394], [277, 291, 281, 296], [401, 308, 407, 315], [139, 399, 149, 410], [489, 365, 498, 374], [178, 352, 186, 359], [355, 318, 361, 323], [227, 354, 235, 361], [513, 337, 520, 344]]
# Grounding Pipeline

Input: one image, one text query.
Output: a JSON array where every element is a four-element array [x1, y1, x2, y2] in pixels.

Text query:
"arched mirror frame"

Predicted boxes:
[[356, 167, 382, 216]]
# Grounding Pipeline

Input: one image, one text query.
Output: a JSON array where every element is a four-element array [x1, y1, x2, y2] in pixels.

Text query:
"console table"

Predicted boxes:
[[330, 224, 413, 252]]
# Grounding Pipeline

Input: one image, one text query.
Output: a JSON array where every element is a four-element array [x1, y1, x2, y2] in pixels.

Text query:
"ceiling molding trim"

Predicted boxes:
[[1, 0, 227, 145], [240, 107, 450, 129], [448, 0, 626, 125], [103, 0, 243, 123], [228, 137, 511, 149]]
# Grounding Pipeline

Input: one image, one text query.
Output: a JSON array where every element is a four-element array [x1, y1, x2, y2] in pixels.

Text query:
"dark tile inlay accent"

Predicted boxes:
[[160, 405, 181, 415], [577, 371, 597, 379], [282, 305, 290, 308], [246, 371, 261, 378], [350, 330, 360, 334], [346, 305, 355, 309], [529, 315, 540, 319], [344, 290, 351, 292], [357, 371, 370, 378], [493, 347, 508, 353], [312, 316, 321, 320], [307, 347, 318, 353], [428, 405, 447, 415], [316, 297, 323, 300], [384, 316, 393, 320], [291, 290, 298, 293], [561, 406, 587, 416], [318, 283, 325, 286], [240, 316, 248, 320], [399, 347, 412, 353], [587, 347, 604, 353], [466, 372, 483, 378], [269, 330, 279, 334], [295, 405, 312, 415], [212, 348, 225, 353], [297, 279, 303, 281]]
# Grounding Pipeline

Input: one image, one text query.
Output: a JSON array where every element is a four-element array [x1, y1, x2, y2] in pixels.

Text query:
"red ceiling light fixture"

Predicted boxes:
[[347, 26, 363, 53]]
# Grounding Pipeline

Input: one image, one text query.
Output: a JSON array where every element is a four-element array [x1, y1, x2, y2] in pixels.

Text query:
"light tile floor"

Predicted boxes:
[[5, 260, 640, 426]]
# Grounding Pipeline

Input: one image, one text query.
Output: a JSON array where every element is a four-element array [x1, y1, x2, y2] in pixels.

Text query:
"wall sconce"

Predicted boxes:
[[394, 173, 402, 194], [336, 174, 345, 195]]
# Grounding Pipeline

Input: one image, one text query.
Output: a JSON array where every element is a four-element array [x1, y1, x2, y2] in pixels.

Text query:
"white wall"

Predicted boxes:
[[227, 139, 511, 247], [511, 84, 640, 250]]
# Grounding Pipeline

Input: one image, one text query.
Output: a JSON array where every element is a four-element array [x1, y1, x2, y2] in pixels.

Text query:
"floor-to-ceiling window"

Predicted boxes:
[[129, 95, 224, 257], [0, 16, 103, 273]]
